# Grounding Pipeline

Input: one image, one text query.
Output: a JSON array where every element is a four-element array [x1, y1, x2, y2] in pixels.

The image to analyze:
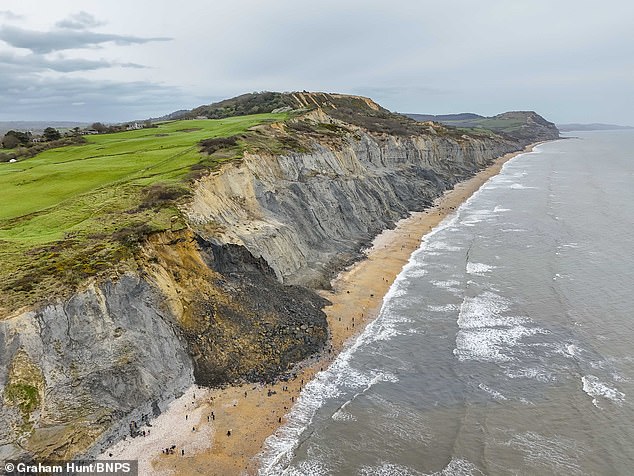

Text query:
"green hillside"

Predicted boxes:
[[0, 113, 285, 311]]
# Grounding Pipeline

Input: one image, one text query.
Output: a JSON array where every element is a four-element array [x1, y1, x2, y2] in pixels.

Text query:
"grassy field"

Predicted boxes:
[[435, 115, 528, 134], [0, 113, 286, 312]]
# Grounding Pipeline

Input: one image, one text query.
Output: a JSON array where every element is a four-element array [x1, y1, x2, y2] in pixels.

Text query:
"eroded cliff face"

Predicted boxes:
[[0, 275, 194, 461], [0, 231, 328, 461], [0, 105, 533, 461], [186, 128, 519, 287]]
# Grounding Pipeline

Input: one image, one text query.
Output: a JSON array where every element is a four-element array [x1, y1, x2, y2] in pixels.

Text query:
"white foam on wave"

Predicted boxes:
[[566, 344, 582, 357], [427, 304, 459, 313], [493, 205, 511, 212], [455, 325, 546, 362], [509, 183, 537, 189], [425, 241, 462, 252], [506, 366, 556, 383], [331, 409, 357, 422], [360, 462, 424, 476], [426, 458, 485, 476], [460, 208, 494, 226], [505, 431, 582, 475], [430, 279, 462, 290], [283, 459, 331, 476], [406, 268, 428, 278], [581, 375, 625, 408], [457, 292, 521, 329], [465, 262, 495, 275], [454, 292, 549, 362], [478, 383, 508, 401]]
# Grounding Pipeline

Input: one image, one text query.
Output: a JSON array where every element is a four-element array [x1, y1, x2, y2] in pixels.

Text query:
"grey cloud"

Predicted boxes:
[[0, 25, 172, 53], [0, 70, 190, 122], [0, 10, 23, 20], [0, 52, 145, 72], [55, 11, 106, 30]]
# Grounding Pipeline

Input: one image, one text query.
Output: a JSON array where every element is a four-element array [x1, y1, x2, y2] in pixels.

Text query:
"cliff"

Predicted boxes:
[[0, 93, 558, 461], [406, 110, 560, 144]]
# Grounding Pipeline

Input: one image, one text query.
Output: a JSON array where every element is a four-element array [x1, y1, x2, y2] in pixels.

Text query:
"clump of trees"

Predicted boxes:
[[1, 130, 32, 149], [1, 127, 85, 162], [190, 92, 296, 119], [43, 127, 62, 141], [1, 128, 63, 149]]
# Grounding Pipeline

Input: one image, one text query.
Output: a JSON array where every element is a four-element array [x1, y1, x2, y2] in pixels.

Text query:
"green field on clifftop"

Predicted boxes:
[[0, 113, 285, 312]]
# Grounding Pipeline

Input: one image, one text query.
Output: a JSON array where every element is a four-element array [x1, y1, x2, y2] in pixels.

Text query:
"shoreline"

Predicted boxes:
[[101, 143, 539, 475]]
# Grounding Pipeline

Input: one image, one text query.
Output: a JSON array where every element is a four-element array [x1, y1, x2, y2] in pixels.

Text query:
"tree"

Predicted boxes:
[[43, 127, 61, 141], [2, 133, 20, 149], [3, 130, 32, 147], [90, 122, 107, 133]]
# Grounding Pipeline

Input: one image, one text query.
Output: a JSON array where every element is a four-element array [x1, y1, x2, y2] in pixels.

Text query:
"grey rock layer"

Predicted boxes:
[[186, 130, 519, 287], [0, 275, 193, 461]]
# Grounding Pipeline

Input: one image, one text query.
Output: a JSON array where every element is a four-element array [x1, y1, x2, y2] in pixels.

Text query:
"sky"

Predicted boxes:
[[0, 0, 632, 124]]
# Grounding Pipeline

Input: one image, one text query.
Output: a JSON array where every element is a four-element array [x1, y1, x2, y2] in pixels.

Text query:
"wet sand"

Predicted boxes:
[[102, 144, 537, 475]]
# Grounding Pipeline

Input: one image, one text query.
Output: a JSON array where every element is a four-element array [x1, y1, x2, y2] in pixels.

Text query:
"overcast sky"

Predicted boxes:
[[0, 0, 632, 124]]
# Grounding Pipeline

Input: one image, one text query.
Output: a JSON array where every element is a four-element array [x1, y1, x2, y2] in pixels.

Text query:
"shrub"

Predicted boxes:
[[199, 135, 239, 154], [139, 183, 189, 210]]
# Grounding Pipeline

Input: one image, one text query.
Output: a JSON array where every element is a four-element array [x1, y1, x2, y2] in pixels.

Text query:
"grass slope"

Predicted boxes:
[[0, 113, 285, 313]]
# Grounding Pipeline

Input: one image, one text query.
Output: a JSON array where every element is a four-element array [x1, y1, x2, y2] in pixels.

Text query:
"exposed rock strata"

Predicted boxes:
[[0, 276, 193, 461], [186, 130, 519, 287]]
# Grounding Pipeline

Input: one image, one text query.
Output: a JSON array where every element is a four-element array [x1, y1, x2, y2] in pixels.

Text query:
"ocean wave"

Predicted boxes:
[[257, 359, 399, 474], [460, 209, 494, 226], [581, 375, 625, 408], [478, 383, 508, 401], [257, 293, 404, 475], [454, 325, 547, 363], [505, 432, 583, 475], [405, 268, 428, 278], [465, 262, 496, 275], [425, 241, 463, 252], [427, 304, 459, 313], [331, 409, 357, 422], [426, 458, 485, 476], [430, 279, 462, 291], [360, 462, 424, 476], [457, 292, 514, 329], [505, 366, 556, 383], [282, 459, 331, 476]]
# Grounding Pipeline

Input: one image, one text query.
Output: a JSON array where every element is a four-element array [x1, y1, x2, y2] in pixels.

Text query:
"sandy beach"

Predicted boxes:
[[101, 144, 537, 475]]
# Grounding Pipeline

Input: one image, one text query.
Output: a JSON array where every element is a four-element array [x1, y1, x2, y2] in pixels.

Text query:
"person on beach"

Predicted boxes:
[[227, 429, 232, 436]]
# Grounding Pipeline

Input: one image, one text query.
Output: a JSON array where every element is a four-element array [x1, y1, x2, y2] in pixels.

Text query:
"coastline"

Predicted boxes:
[[101, 143, 539, 475]]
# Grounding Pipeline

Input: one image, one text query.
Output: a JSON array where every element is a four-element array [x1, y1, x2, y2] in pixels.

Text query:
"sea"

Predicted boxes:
[[257, 131, 634, 475]]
